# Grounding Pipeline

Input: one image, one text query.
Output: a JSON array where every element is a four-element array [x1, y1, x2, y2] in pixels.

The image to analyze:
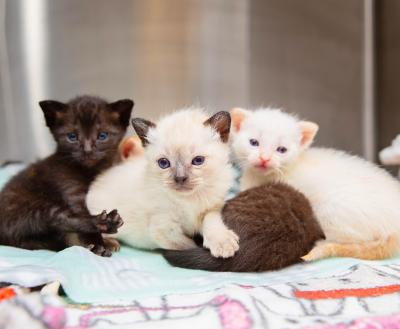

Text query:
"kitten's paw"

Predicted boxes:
[[203, 229, 239, 258], [103, 237, 121, 252], [86, 243, 112, 257], [301, 241, 330, 261], [94, 210, 124, 234]]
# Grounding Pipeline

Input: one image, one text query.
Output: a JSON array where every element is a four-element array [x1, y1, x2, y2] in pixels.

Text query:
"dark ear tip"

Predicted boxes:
[[212, 111, 231, 125], [215, 111, 231, 119], [216, 110, 230, 116], [39, 100, 61, 111], [131, 117, 140, 126], [121, 99, 135, 108]]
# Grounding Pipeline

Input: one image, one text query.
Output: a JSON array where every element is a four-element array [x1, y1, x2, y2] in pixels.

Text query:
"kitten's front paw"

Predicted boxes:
[[86, 243, 112, 257], [203, 229, 239, 258], [94, 209, 124, 234]]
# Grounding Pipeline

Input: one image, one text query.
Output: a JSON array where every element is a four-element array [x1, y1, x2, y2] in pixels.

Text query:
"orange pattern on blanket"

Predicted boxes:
[[0, 287, 16, 302], [294, 284, 400, 299]]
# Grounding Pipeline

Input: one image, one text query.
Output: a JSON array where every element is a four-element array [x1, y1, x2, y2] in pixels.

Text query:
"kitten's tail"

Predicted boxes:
[[162, 247, 234, 272], [302, 235, 399, 261], [162, 236, 292, 272], [163, 246, 261, 272]]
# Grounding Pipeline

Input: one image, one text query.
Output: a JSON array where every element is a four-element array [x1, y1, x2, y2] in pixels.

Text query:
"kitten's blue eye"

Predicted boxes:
[[277, 146, 287, 154], [249, 139, 259, 146], [192, 156, 205, 166], [98, 132, 109, 141], [67, 133, 78, 142], [157, 158, 170, 169]]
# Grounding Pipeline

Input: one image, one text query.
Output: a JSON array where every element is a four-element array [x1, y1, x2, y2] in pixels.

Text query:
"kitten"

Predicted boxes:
[[230, 107, 400, 261], [0, 95, 134, 256], [118, 136, 144, 161], [86, 109, 239, 257], [163, 183, 324, 272]]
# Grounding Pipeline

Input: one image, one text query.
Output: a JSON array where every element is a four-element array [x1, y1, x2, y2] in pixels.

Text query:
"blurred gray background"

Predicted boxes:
[[0, 0, 399, 164]]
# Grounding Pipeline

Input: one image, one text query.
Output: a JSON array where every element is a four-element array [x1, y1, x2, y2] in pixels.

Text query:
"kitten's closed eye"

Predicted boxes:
[[249, 139, 259, 147], [158, 158, 171, 169], [67, 132, 78, 142], [276, 146, 287, 154], [192, 156, 205, 166], [98, 132, 109, 141]]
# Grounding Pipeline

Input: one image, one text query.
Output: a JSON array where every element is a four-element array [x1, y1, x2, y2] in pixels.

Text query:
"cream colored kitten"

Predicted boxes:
[[231, 107, 400, 260], [86, 109, 239, 258]]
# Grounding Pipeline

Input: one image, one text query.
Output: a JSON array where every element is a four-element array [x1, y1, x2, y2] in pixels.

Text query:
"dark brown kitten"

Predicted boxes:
[[163, 183, 324, 272], [0, 95, 134, 256]]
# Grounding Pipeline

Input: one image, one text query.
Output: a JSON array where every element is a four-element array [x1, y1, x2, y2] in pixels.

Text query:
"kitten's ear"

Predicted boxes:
[[204, 111, 231, 143], [109, 99, 135, 127], [299, 121, 319, 148], [38, 100, 67, 128], [230, 107, 250, 132], [118, 136, 144, 160], [131, 118, 156, 147]]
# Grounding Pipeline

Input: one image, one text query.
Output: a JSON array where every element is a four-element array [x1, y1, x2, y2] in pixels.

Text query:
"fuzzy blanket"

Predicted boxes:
[[2, 261, 400, 329]]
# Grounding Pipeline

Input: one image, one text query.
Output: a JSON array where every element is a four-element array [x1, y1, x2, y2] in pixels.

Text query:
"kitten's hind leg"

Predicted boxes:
[[18, 235, 67, 251], [103, 237, 121, 252], [77, 233, 113, 257], [302, 235, 399, 261], [149, 217, 196, 250]]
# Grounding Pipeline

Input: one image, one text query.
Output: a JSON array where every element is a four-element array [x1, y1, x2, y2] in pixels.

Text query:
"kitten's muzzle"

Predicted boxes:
[[174, 175, 188, 184], [172, 175, 194, 192]]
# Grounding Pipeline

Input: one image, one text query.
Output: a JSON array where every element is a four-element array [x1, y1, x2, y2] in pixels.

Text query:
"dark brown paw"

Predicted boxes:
[[86, 243, 112, 257], [94, 209, 124, 234], [103, 237, 121, 252]]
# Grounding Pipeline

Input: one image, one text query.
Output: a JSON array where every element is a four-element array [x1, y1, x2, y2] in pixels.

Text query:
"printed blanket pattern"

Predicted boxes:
[[2, 262, 400, 329]]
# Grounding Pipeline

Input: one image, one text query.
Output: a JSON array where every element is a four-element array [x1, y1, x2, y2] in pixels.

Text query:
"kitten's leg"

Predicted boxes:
[[77, 233, 117, 257], [18, 235, 67, 251], [103, 237, 121, 252], [51, 207, 122, 256], [62, 191, 123, 255], [302, 235, 398, 261], [50, 208, 123, 234], [62, 186, 123, 234], [149, 217, 196, 250], [0, 204, 112, 249], [201, 211, 239, 258]]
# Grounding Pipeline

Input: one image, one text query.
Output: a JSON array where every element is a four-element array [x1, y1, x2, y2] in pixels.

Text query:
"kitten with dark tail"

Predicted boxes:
[[163, 183, 324, 272], [0, 95, 134, 256]]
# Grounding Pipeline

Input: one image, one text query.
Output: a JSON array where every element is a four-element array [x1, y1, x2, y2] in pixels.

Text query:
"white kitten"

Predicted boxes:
[[231, 107, 400, 260], [87, 109, 239, 258]]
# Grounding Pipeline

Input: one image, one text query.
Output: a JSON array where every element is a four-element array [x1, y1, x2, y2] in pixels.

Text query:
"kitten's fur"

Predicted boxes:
[[163, 183, 324, 272], [86, 109, 239, 257], [231, 107, 400, 260], [0, 95, 134, 256]]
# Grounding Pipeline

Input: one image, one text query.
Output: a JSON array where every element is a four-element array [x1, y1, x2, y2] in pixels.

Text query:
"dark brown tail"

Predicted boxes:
[[162, 237, 306, 272], [162, 247, 238, 272]]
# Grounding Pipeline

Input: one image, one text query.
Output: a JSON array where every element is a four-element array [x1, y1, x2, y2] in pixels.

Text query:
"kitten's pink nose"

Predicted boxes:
[[258, 156, 270, 168]]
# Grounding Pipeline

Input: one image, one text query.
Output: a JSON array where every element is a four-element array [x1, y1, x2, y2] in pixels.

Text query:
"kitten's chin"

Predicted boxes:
[[251, 164, 277, 176], [81, 157, 101, 168], [171, 186, 196, 194], [166, 184, 200, 197]]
